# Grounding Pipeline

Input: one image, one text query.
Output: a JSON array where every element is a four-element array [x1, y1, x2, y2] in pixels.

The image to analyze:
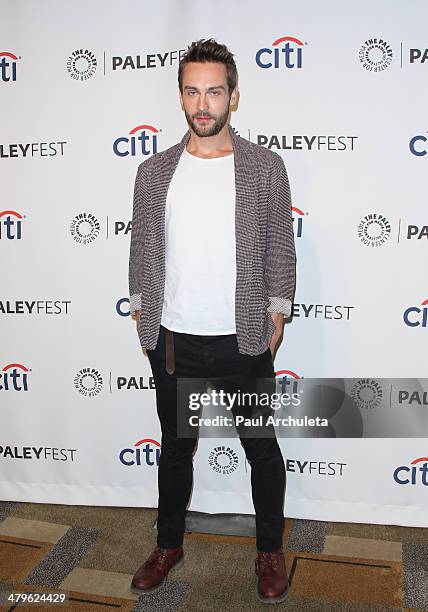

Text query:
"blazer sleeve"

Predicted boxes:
[[128, 161, 148, 315], [264, 154, 296, 317]]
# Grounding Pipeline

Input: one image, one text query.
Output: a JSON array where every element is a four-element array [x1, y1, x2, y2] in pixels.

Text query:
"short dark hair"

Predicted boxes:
[[178, 38, 238, 95]]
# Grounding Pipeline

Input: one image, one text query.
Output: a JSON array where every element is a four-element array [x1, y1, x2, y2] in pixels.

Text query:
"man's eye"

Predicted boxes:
[[187, 91, 196, 96], [210, 91, 220, 95]]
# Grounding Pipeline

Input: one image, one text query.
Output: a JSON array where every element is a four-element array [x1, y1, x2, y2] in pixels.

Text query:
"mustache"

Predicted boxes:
[[193, 113, 213, 119]]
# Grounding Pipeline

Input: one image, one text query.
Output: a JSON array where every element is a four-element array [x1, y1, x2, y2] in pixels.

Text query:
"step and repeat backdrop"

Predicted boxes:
[[1, 0, 428, 527]]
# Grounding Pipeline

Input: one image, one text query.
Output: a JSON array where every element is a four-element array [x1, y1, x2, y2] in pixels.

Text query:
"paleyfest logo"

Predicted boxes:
[[67, 49, 97, 81], [357, 213, 391, 247], [113, 124, 160, 157], [393, 457, 428, 486], [119, 438, 161, 467], [403, 298, 428, 328], [359, 38, 393, 71], [255, 36, 306, 69]]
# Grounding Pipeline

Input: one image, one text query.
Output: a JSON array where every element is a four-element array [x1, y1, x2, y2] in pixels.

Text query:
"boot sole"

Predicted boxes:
[[257, 580, 291, 604], [130, 555, 184, 595]]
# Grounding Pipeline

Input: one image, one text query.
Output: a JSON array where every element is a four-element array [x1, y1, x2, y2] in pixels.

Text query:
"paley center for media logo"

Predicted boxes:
[[67, 49, 97, 81], [0, 363, 31, 391], [393, 457, 428, 486], [73, 360, 154, 394], [69, 212, 133, 243], [359, 38, 393, 71], [350, 379, 383, 410], [119, 438, 161, 467], [255, 36, 306, 69], [74, 368, 103, 397], [0, 210, 24, 240], [0, 51, 20, 82], [208, 445, 239, 475], [66, 47, 186, 78], [357, 212, 427, 245], [70, 212, 101, 244], [403, 298, 428, 328], [359, 38, 428, 71], [113, 124, 160, 157], [357, 213, 391, 247]]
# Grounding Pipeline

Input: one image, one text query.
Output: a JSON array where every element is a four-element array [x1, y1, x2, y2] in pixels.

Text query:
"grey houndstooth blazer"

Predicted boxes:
[[128, 124, 296, 355]]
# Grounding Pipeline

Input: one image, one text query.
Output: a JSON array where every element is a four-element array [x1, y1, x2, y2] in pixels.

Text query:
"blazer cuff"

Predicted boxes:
[[267, 297, 292, 317], [129, 293, 142, 315]]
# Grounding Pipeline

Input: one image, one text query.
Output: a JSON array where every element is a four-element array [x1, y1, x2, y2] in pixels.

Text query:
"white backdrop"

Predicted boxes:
[[1, 0, 428, 527]]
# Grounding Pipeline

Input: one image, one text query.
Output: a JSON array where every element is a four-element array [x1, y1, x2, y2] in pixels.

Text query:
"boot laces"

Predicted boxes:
[[256, 551, 280, 575], [154, 548, 169, 567]]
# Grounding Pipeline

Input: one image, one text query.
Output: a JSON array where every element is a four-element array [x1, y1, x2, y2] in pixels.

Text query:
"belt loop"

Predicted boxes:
[[165, 328, 175, 375]]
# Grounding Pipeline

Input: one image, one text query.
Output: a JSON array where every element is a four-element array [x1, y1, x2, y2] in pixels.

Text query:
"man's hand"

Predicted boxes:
[[131, 310, 141, 328], [269, 312, 284, 360]]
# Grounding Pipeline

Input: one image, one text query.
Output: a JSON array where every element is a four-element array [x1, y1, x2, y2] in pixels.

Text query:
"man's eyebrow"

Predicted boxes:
[[183, 85, 226, 91]]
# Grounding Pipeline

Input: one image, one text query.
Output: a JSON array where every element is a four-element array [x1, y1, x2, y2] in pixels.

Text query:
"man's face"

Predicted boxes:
[[180, 61, 238, 137]]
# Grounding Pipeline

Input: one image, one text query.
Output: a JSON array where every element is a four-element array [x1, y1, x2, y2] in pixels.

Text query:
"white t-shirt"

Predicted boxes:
[[160, 147, 236, 334]]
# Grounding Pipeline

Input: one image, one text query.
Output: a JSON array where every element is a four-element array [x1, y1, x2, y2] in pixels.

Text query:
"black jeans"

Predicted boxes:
[[147, 324, 286, 552]]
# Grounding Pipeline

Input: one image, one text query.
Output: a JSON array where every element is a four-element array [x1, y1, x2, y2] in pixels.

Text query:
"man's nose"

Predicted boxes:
[[198, 93, 208, 112]]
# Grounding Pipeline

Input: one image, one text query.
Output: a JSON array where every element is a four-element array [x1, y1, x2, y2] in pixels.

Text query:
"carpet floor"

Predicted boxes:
[[0, 500, 427, 611]]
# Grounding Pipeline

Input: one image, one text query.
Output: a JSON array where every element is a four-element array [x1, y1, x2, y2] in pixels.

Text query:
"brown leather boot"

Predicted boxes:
[[255, 548, 291, 603], [131, 545, 184, 594]]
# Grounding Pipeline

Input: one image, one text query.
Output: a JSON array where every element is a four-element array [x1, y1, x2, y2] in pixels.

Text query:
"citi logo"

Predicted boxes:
[[0, 52, 19, 82], [275, 369, 303, 396], [403, 298, 428, 328], [116, 298, 134, 317], [393, 457, 428, 486], [256, 36, 305, 69], [113, 124, 160, 157], [119, 438, 161, 467], [292, 207, 306, 238], [409, 132, 428, 156], [0, 363, 30, 391], [0, 210, 24, 240]]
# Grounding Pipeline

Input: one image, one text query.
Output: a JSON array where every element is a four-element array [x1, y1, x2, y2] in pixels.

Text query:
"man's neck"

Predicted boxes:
[[186, 124, 234, 159]]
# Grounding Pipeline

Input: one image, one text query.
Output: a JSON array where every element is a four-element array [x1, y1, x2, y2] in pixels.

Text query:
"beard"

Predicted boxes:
[[185, 101, 230, 137]]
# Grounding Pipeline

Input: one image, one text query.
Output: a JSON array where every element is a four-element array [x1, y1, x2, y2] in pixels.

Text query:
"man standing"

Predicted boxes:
[[128, 39, 296, 603]]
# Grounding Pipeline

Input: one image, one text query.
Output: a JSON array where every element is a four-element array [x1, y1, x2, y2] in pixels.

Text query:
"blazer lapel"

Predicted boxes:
[[230, 127, 257, 312]]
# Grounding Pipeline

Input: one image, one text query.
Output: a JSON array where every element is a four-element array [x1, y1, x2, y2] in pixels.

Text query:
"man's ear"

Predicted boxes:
[[230, 85, 239, 110]]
